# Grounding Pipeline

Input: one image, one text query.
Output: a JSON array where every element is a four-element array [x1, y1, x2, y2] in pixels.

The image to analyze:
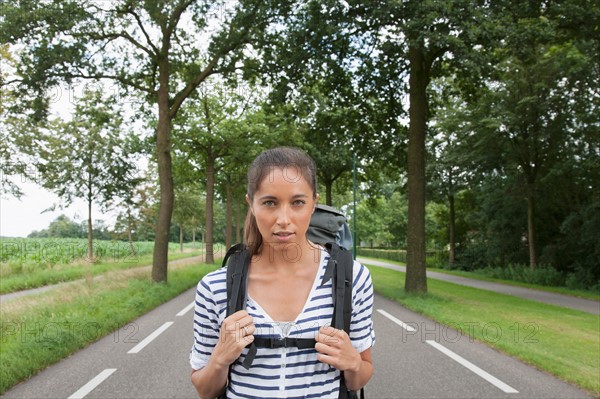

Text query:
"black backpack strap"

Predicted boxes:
[[223, 244, 257, 370], [253, 336, 316, 349], [324, 242, 362, 399], [324, 242, 353, 331]]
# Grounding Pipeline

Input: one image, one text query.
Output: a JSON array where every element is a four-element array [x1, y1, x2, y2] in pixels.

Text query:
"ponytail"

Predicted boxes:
[[243, 208, 262, 257]]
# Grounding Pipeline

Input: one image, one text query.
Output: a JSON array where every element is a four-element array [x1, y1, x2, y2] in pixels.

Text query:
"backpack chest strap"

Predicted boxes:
[[252, 336, 316, 350]]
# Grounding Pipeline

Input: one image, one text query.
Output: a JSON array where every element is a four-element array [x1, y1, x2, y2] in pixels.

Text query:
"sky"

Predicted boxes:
[[0, 179, 116, 238]]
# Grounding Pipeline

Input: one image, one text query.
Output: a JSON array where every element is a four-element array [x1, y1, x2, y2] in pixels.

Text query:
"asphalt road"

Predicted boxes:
[[2, 287, 592, 399]]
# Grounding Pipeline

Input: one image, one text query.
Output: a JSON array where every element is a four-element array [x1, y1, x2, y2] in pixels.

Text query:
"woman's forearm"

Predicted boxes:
[[190, 357, 229, 399], [343, 349, 374, 391]]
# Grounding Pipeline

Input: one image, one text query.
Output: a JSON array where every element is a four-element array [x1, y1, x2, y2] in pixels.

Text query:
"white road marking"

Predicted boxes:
[[127, 322, 174, 354], [426, 340, 519, 393], [176, 301, 195, 316], [67, 368, 117, 399], [376, 309, 416, 332]]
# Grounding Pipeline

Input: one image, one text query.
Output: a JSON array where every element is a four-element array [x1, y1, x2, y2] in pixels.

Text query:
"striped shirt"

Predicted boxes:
[[190, 248, 375, 399]]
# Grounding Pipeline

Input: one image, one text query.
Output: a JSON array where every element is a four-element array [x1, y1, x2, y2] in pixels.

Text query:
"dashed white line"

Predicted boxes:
[[176, 301, 195, 316], [67, 368, 117, 399], [426, 340, 519, 393], [376, 309, 416, 331], [127, 322, 174, 354]]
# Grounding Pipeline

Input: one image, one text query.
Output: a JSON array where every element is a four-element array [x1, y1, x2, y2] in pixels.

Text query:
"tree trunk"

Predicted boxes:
[[225, 180, 233, 249], [192, 216, 196, 247], [201, 231, 205, 262], [526, 185, 538, 270], [235, 195, 241, 243], [405, 45, 429, 294], [448, 192, 456, 267], [179, 224, 184, 252], [87, 195, 93, 261], [448, 168, 456, 267], [205, 154, 215, 264], [325, 180, 333, 206], [128, 209, 135, 256], [152, 61, 174, 283]]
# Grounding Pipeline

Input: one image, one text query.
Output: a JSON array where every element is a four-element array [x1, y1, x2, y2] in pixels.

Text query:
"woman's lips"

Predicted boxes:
[[273, 232, 294, 242]]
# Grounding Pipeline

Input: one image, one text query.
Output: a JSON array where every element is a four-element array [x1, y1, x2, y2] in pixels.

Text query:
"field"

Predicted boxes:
[[0, 237, 219, 294], [1, 237, 156, 269]]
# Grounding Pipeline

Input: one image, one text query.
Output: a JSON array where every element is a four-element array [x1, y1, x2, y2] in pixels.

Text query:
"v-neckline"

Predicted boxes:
[[247, 249, 326, 326]]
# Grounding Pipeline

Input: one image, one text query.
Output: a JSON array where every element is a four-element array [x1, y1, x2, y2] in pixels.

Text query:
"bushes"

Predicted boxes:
[[356, 248, 407, 263], [475, 263, 565, 286], [356, 247, 448, 268], [359, 246, 599, 292], [565, 262, 600, 292]]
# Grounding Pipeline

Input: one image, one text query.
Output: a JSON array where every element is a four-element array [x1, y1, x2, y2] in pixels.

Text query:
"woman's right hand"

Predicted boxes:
[[212, 310, 255, 368]]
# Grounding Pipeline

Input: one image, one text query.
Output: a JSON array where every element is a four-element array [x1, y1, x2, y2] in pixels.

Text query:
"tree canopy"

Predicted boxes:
[[2, 0, 598, 291]]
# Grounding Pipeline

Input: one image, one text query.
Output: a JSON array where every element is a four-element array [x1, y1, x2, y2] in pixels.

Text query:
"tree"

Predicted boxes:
[[296, 81, 356, 206], [464, 3, 599, 269], [173, 183, 204, 252], [0, 44, 34, 198], [1, 0, 295, 281], [30, 90, 139, 260], [173, 85, 253, 263], [427, 88, 474, 266], [261, 0, 494, 293], [347, 0, 494, 292], [112, 174, 153, 255], [28, 214, 83, 238]]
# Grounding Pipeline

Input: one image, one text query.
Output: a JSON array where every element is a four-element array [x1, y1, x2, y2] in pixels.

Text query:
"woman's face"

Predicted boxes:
[[247, 166, 318, 250]]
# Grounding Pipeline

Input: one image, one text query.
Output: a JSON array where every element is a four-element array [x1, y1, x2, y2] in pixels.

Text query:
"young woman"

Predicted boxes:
[[190, 147, 375, 398]]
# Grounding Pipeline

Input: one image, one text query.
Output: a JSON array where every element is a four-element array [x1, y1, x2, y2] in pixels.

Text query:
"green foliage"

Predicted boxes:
[[2, 0, 598, 289], [357, 248, 407, 263], [27, 215, 84, 239], [476, 264, 565, 288], [355, 191, 408, 248]]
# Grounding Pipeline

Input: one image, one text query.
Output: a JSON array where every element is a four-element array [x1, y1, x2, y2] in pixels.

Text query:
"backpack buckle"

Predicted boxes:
[[270, 338, 288, 348]]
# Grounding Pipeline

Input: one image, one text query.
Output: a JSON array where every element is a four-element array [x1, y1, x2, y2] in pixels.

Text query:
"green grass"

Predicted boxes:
[[366, 264, 600, 397], [0, 261, 219, 395]]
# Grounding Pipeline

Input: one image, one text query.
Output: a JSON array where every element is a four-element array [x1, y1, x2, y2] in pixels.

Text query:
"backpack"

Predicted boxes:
[[219, 206, 364, 399], [307, 204, 353, 251]]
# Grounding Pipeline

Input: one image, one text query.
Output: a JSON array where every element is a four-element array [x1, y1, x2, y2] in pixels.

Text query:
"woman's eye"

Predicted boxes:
[[293, 200, 306, 206], [263, 200, 276, 207]]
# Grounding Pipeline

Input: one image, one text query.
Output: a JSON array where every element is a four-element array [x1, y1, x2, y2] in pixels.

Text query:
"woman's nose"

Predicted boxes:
[[276, 206, 291, 225]]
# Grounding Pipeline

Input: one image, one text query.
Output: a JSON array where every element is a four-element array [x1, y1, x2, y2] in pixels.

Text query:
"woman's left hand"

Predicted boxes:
[[314, 325, 361, 372]]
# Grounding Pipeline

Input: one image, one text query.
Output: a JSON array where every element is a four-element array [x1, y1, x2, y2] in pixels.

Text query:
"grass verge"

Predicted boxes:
[[0, 261, 218, 394], [367, 264, 600, 397]]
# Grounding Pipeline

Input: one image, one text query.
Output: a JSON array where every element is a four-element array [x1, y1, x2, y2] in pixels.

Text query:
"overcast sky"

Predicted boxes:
[[0, 179, 116, 238]]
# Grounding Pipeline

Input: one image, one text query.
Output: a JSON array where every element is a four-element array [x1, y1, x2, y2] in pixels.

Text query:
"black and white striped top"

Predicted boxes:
[[190, 248, 375, 399]]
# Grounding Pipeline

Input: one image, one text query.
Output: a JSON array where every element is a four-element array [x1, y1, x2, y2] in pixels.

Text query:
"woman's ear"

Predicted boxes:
[[313, 193, 320, 213], [245, 194, 254, 215]]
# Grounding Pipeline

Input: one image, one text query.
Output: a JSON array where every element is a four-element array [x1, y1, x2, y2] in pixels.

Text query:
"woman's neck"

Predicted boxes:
[[254, 241, 321, 271]]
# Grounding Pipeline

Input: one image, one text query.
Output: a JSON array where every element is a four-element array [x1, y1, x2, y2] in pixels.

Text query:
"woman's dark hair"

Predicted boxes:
[[244, 147, 317, 256]]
